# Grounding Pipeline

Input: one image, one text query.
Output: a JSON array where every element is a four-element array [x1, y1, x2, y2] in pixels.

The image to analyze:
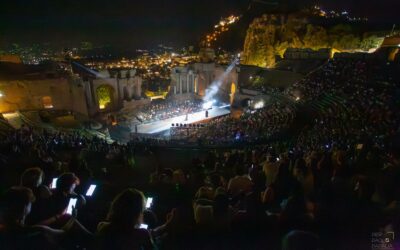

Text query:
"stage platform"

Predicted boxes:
[[134, 106, 230, 134]]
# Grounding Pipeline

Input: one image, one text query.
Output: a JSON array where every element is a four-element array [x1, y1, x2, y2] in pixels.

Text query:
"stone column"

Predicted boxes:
[[194, 76, 198, 94], [186, 74, 190, 93], [179, 75, 182, 94]]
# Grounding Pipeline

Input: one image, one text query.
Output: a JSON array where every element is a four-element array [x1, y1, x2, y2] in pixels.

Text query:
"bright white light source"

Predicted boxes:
[[51, 178, 58, 189], [66, 198, 77, 215], [202, 100, 215, 110], [0, 91, 3, 98], [146, 197, 153, 208], [295, 96, 300, 101], [86, 184, 97, 196], [254, 101, 264, 109]]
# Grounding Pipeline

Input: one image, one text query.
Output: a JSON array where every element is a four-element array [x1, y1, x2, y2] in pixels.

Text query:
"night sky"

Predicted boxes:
[[0, 0, 399, 49]]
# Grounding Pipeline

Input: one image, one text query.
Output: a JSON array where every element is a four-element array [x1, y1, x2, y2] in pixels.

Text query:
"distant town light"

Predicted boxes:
[[0, 91, 3, 98]]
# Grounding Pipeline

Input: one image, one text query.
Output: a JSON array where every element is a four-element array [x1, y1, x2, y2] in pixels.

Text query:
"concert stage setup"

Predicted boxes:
[[134, 105, 230, 134]]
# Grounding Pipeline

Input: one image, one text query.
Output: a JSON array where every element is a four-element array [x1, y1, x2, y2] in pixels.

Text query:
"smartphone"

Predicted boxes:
[[85, 184, 97, 196], [146, 197, 153, 209], [139, 224, 148, 229], [50, 178, 58, 189], [66, 198, 78, 215]]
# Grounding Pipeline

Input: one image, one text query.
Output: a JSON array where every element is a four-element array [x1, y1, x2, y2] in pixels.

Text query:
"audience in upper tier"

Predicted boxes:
[[0, 57, 399, 249]]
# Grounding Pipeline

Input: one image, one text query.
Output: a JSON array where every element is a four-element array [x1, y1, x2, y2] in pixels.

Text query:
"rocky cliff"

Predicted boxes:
[[242, 11, 385, 67]]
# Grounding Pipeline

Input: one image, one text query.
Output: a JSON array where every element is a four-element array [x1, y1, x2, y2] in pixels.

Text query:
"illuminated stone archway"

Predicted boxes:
[[96, 85, 115, 110]]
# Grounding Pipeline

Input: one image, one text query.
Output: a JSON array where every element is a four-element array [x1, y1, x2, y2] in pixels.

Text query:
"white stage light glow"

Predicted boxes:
[[203, 56, 239, 103], [202, 100, 215, 110]]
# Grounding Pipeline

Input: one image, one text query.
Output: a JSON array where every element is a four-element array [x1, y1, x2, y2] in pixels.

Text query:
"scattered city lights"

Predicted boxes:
[[202, 15, 240, 47], [313, 5, 368, 22]]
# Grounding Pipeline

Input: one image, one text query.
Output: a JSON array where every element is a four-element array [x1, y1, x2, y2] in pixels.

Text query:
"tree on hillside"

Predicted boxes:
[[303, 25, 329, 50]]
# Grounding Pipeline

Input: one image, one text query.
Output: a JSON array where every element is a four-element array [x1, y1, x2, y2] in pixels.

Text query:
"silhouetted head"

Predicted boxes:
[[107, 188, 145, 228], [20, 167, 44, 189]]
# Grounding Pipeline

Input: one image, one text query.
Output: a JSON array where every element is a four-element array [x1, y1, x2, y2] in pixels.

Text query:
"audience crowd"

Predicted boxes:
[[170, 58, 399, 150], [289, 58, 400, 150], [0, 57, 399, 250]]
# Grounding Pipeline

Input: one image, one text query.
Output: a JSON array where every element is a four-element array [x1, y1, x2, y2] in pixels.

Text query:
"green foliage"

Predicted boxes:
[[303, 25, 329, 50], [333, 34, 361, 51], [96, 85, 113, 108], [360, 35, 384, 51]]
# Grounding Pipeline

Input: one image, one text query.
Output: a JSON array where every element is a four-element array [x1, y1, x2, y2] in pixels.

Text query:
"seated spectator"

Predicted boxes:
[[262, 183, 277, 208], [20, 168, 52, 225], [96, 188, 155, 250], [262, 155, 280, 187], [227, 165, 253, 197], [20, 167, 52, 199], [193, 204, 213, 226], [39, 172, 85, 227], [194, 186, 214, 202], [293, 158, 314, 198], [0, 187, 64, 250]]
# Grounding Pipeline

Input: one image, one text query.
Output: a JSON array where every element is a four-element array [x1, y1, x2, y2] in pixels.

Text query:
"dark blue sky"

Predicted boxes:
[[0, 0, 399, 49]]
